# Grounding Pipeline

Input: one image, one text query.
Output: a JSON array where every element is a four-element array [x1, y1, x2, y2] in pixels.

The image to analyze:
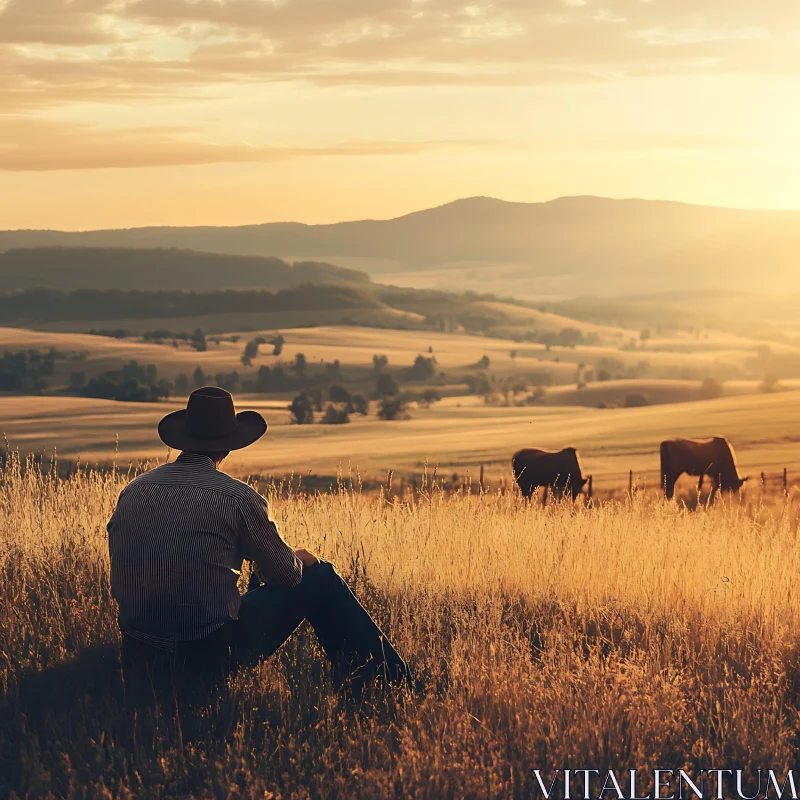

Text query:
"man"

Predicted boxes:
[[108, 386, 410, 698]]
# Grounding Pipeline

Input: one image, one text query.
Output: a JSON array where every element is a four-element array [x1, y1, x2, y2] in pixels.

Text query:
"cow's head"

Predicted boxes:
[[723, 473, 748, 491]]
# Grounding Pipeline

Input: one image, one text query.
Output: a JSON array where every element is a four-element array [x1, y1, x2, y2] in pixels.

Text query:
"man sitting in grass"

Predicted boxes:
[[107, 386, 410, 696]]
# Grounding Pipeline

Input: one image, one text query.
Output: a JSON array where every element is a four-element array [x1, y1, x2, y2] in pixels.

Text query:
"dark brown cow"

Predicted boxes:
[[660, 437, 747, 500], [512, 447, 588, 502]]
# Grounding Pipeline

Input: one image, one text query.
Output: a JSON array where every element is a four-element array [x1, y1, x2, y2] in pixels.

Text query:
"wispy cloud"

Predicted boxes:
[[0, 0, 797, 113], [0, 117, 498, 170]]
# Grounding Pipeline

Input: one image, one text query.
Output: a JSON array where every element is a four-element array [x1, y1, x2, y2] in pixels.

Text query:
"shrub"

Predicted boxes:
[[372, 354, 388, 372]]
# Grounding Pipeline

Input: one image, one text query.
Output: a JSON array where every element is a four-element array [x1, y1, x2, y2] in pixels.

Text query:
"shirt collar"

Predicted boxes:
[[175, 452, 218, 469]]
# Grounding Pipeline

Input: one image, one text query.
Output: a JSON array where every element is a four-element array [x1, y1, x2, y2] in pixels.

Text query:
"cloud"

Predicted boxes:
[[0, 117, 497, 170], [0, 0, 798, 111]]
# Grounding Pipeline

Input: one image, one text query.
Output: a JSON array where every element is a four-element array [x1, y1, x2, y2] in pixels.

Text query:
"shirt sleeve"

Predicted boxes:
[[238, 488, 303, 587]]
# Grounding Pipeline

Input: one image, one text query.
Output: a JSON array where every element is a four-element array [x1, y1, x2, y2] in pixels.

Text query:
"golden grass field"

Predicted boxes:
[[4, 390, 800, 493], [2, 453, 800, 798]]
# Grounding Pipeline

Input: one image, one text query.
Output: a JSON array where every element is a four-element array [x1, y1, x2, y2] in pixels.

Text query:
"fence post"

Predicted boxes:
[[784, 468, 788, 492], [628, 470, 633, 499], [588, 475, 593, 501], [479, 463, 485, 494], [761, 472, 766, 489]]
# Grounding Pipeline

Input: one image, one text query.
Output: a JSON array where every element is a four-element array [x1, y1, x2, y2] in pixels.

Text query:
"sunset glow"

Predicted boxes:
[[2, 0, 800, 228]]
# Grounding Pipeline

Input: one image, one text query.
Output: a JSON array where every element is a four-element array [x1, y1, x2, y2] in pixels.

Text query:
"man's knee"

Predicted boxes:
[[301, 561, 345, 595]]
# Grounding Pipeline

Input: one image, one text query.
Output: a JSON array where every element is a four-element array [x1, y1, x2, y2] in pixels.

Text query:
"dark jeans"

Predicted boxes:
[[121, 561, 410, 701]]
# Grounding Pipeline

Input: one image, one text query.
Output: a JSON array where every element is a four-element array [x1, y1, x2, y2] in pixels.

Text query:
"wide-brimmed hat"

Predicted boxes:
[[158, 386, 267, 452]]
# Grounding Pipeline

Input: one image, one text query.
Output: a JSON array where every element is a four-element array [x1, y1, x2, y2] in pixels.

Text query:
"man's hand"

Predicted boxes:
[[294, 548, 319, 567]]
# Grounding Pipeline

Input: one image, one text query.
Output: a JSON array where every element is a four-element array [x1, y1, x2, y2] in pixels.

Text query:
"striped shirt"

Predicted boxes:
[[107, 452, 302, 647]]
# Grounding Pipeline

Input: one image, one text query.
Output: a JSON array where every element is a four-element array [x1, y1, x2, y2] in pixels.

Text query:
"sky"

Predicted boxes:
[[1, 0, 800, 230]]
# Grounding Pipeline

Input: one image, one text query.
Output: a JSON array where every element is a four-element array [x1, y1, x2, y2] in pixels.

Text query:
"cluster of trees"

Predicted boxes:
[[82, 361, 172, 402], [0, 348, 69, 393], [289, 385, 370, 426], [241, 334, 284, 366], [0, 284, 381, 323]]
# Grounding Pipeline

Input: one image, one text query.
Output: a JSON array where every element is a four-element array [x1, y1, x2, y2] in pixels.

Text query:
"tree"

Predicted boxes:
[[376, 373, 399, 397], [289, 392, 315, 425], [190, 328, 207, 352], [321, 403, 350, 424], [214, 371, 240, 392], [328, 384, 351, 404], [271, 334, 285, 356], [475, 354, 490, 370], [372, 354, 388, 372], [241, 339, 259, 367], [325, 359, 342, 377], [69, 371, 86, 390], [351, 394, 369, 415], [175, 373, 190, 394], [309, 388, 323, 412], [193, 366, 207, 388], [408, 354, 436, 381], [419, 389, 441, 408], [294, 353, 307, 378], [378, 396, 409, 421]]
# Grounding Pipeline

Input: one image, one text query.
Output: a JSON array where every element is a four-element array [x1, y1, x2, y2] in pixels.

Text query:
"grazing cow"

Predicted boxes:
[[660, 437, 747, 500], [512, 447, 589, 502]]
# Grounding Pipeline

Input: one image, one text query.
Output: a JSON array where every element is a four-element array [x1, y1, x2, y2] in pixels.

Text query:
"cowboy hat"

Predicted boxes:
[[158, 386, 267, 452]]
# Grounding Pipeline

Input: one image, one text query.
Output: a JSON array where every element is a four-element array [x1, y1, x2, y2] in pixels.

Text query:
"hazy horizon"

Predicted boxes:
[[8, 191, 800, 234]]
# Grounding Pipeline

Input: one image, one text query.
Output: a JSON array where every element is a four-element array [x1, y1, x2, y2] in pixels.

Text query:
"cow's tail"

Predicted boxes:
[[659, 441, 671, 495]]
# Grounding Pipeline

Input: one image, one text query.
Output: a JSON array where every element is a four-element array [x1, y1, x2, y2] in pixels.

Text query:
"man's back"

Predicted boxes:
[[108, 452, 301, 645]]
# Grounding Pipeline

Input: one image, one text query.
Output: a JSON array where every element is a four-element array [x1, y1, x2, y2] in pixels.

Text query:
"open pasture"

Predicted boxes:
[[0, 321, 793, 393], [4, 390, 800, 493], [2, 455, 800, 797]]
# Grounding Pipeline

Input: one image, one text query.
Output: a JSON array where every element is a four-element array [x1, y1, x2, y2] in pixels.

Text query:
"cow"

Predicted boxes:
[[660, 437, 747, 500], [512, 447, 589, 503]]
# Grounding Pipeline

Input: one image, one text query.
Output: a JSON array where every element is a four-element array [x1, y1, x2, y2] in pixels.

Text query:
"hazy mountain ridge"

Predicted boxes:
[[2, 196, 799, 296], [0, 247, 369, 291]]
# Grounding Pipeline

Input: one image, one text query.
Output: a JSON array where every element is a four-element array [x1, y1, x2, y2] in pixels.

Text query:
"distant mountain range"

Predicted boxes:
[[2, 196, 799, 297]]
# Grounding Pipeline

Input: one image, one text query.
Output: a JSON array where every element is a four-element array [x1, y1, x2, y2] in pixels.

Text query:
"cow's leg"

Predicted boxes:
[[542, 486, 549, 507], [697, 473, 704, 494], [664, 474, 677, 501], [708, 477, 719, 505]]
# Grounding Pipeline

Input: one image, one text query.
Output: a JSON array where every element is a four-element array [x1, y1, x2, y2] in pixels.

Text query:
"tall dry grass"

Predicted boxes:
[[2, 452, 800, 798]]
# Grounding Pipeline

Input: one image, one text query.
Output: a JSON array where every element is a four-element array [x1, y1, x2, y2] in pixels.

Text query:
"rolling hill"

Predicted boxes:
[[3, 196, 800, 298], [0, 247, 368, 291]]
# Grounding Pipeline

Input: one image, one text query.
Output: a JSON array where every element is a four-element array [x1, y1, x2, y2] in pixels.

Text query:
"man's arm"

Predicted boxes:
[[238, 489, 303, 587]]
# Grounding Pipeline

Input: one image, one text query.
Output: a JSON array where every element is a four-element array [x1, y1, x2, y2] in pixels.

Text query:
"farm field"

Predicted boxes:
[[1, 321, 795, 391], [4, 390, 800, 490]]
